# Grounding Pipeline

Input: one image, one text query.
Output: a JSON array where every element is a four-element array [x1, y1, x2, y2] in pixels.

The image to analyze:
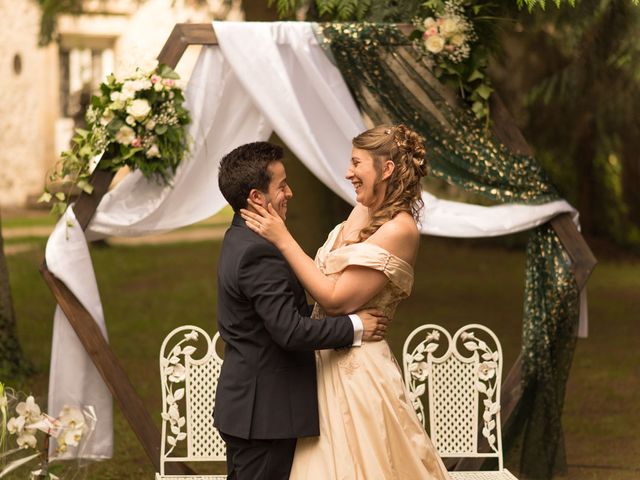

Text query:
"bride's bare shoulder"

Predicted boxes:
[[368, 212, 420, 263]]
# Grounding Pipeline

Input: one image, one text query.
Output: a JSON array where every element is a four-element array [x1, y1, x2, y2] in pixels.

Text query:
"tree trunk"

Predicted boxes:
[[0, 212, 32, 379], [621, 131, 640, 228], [573, 115, 597, 234]]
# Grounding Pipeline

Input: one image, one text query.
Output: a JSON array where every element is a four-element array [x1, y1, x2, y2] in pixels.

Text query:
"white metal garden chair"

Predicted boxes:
[[402, 323, 518, 479], [157, 325, 226, 479]]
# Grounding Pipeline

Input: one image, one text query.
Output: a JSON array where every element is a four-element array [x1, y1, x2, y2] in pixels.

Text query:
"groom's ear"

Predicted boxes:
[[247, 188, 266, 208]]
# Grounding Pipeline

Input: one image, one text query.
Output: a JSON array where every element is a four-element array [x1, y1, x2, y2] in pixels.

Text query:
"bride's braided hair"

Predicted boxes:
[[351, 124, 427, 243]]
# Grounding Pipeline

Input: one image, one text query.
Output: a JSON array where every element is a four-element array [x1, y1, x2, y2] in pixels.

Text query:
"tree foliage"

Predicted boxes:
[[36, 0, 83, 46], [505, 0, 640, 246]]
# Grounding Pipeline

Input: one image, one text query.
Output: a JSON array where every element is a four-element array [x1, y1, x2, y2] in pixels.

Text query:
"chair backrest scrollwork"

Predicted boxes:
[[158, 325, 225, 475], [402, 324, 505, 469]]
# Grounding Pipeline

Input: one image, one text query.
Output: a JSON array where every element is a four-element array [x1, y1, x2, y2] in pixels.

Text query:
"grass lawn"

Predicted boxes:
[[3, 235, 639, 479]]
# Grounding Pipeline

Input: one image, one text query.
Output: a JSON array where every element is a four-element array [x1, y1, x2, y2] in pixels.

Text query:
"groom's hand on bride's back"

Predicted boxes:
[[357, 309, 390, 342]]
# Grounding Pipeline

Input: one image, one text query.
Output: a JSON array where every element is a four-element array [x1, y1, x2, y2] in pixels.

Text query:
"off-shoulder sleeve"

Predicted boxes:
[[323, 243, 414, 296]]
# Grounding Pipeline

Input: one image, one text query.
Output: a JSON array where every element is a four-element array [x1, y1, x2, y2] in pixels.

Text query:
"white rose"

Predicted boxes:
[[126, 99, 151, 121], [146, 144, 160, 158], [110, 101, 125, 111], [451, 34, 465, 46], [440, 17, 461, 36], [115, 125, 136, 145], [110, 91, 123, 102], [100, 109, 114, 126], [140, 58, 159, 75], [122, 79, 152, 98], [145, 119, 156, 131], [114, 62, 137, 83], [425, 35, 445, 54], [154, 82, 163, 92], [126, 115, 136, 126], [423, 17, 437, 29], [121, 83, 137, 100]]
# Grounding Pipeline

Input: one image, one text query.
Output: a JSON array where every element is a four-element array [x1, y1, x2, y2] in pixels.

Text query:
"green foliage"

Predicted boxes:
[[36, 0, 82, 46], [517, 0, 637, 10], [516, 0, 576, 10], [514, 0, 640, 244]]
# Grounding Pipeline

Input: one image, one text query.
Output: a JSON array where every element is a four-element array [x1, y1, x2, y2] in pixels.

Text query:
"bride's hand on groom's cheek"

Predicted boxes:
[[240, 200, 288, 244]]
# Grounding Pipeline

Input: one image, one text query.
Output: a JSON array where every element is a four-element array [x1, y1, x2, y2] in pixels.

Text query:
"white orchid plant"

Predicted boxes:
[[40, 58, 191, 216], [0, 383, 96, 479]]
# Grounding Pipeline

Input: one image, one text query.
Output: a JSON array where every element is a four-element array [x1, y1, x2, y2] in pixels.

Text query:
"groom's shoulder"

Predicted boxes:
[[224, 225, 281, 262]]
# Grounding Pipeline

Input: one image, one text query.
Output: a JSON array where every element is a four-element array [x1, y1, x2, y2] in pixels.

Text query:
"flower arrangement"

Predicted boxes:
[[0, 383, 96, 479], [413, 0, 495, 124], [39, 59, 191, 216], [421, 3, 476, 63]]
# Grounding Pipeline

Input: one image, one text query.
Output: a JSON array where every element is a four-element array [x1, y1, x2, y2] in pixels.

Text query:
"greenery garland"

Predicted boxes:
[[39, 60, 191, 216]]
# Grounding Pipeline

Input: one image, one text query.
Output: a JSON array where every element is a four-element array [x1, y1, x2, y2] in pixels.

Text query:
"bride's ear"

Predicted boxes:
[[381, 159, 395, 181]]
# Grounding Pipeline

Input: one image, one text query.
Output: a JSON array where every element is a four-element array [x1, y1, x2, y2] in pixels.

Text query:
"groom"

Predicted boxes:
[[214, 142, 388, 479]]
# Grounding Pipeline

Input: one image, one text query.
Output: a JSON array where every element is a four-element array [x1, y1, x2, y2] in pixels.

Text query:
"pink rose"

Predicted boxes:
[[427, 27, 438, 36], [131, 137, 142, 148], [151, 74, 160, 84], [162, 78, 174, 87]]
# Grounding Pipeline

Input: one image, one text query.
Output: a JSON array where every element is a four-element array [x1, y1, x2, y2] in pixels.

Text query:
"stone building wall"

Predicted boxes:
[[0, 0, 242, 208], [0, 0, 57, 207]]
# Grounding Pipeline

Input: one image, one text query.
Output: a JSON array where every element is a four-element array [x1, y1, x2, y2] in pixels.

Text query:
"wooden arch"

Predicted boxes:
[[40, 23, 597, 474]]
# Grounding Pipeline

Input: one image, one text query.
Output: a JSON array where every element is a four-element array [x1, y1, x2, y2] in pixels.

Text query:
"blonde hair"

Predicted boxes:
[[351, 124, 427, 243]]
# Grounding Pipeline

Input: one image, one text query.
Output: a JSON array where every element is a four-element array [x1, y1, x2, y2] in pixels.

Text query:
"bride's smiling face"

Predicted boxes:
[[346, 147, 385, 208]]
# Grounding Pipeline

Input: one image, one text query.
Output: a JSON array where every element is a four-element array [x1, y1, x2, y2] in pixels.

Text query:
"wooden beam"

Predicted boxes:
[[550, 213, 597, 290], [157, 23, 217, 68], [489, 93, 534, 157], [74, 170, 115, 231], [40, 266, 192, 475], [39, 23, 219, 475]]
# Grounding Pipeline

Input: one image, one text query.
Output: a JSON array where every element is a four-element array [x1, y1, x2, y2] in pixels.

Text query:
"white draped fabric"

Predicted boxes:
[[45, 21, 585, 459]]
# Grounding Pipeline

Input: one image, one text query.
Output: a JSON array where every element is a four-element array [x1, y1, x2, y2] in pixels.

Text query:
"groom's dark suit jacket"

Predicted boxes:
[[214, 215, 354, 440]]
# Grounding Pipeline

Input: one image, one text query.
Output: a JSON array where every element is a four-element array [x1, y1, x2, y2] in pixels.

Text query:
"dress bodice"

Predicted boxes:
[[311, 222, 414, 320]]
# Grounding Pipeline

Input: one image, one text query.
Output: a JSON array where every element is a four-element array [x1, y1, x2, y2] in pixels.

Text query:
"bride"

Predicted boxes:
[[240, 124, 450, 479]]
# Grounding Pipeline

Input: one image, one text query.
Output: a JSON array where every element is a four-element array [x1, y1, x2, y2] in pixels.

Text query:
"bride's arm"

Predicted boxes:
[[241, 203, 389, 315]]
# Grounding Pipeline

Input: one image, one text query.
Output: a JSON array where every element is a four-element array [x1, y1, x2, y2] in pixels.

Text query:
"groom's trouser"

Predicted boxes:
[[220, 431, 296, 480]]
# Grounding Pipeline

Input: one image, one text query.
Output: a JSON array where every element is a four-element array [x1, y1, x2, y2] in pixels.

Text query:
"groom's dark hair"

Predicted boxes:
[[218, 142, 284, 212]]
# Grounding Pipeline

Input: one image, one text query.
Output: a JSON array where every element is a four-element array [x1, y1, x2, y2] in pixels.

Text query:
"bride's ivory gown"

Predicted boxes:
[[289, 223, 450, 480]]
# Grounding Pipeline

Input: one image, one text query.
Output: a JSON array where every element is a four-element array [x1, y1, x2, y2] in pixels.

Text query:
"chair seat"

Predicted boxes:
[[156, 475, 226, 480], [450, 469, 518, 480]]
